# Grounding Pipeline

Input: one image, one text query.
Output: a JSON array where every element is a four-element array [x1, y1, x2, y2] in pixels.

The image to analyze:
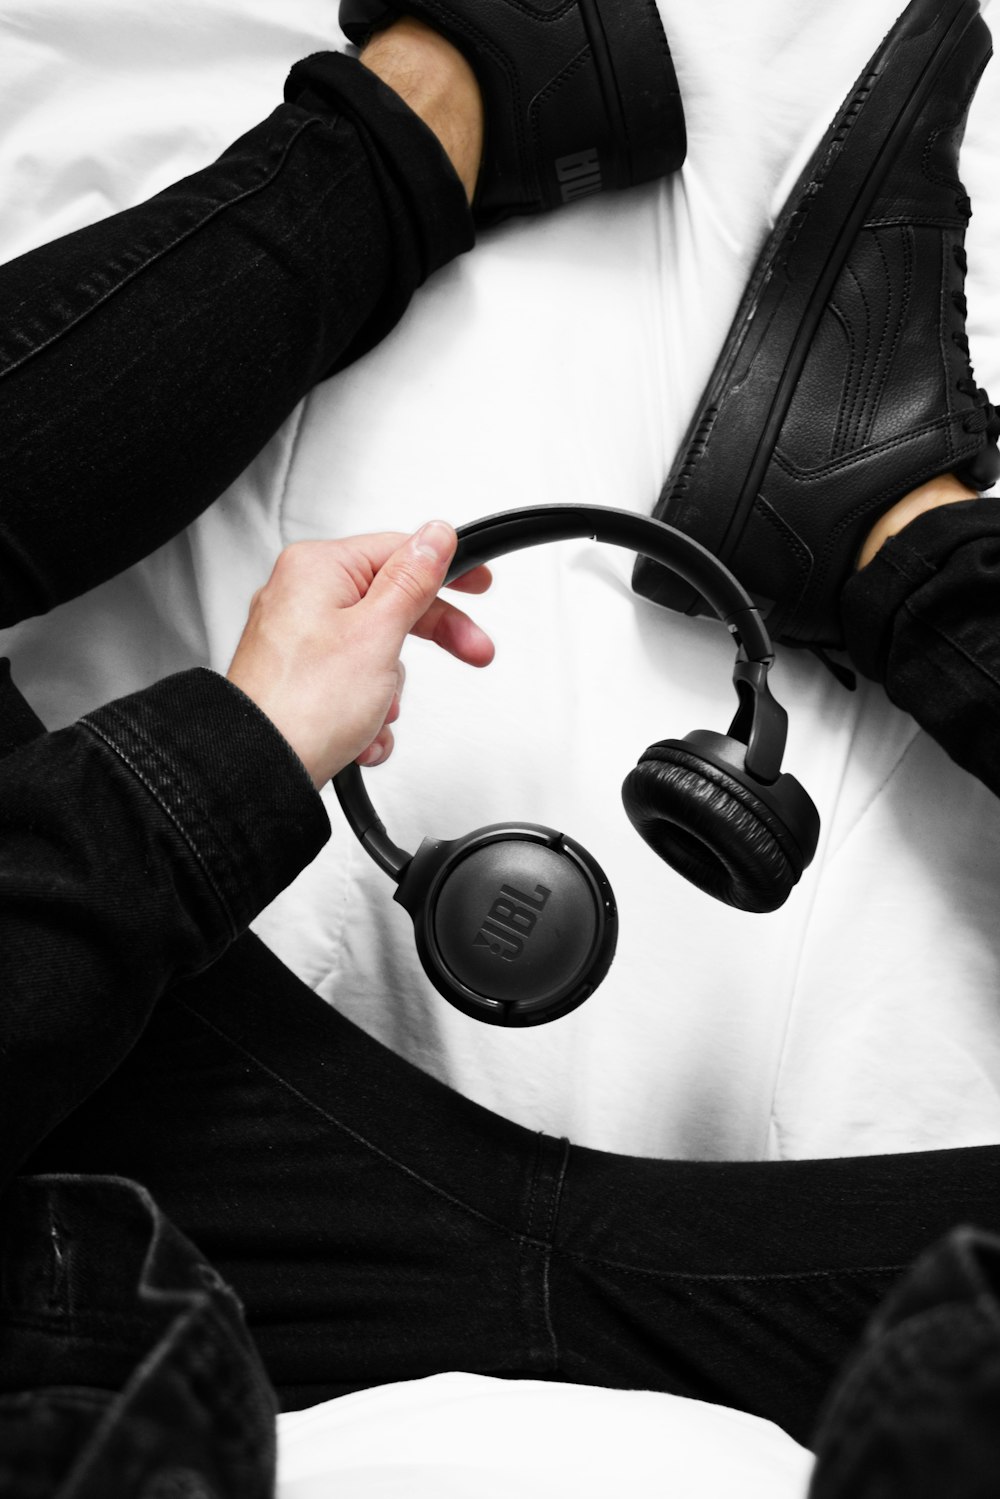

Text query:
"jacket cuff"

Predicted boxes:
[[840, 496, 1000, 683], [80, 668, 330, 936]]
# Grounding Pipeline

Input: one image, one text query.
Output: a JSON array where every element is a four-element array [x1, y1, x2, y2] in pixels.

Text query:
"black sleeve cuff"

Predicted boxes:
[[841, 496, 1000, 684], [284, 50, 475, 374], [80, 667, 330, 937], [840, 496, 1000, 798]]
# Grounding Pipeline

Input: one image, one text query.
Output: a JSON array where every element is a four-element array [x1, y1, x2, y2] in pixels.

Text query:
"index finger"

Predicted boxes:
[[443, 562, 493, 595]]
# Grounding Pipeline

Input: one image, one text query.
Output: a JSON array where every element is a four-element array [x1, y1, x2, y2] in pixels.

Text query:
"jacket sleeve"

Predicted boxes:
[[0, 664, 330, 1181], [840, 495, 1000, 800]]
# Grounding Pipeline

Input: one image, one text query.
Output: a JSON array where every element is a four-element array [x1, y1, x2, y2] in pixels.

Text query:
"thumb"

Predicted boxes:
[[362, 520, 458, 637]]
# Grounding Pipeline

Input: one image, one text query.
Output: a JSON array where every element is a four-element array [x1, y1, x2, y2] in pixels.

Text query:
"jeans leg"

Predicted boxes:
[[22, 934, 1000, 1446], [21, 936, 580, 1408], [0, 52, 473, 628], [840, 495, 1000, 798]]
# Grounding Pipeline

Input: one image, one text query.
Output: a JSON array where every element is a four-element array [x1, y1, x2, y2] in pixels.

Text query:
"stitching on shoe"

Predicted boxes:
[[638, 0, 672, 75], [771, 410, 971, 481], [921, 117, 966, 193], [768, 416, 985, 610], [829, 301, 856, 462], [753, 497, 812, 570], [844, 262, 871, 456], [670, 65, 882, 483], [78, 714, 238, 942], [528, 47, 597, 169], [859, 226, 913, 453], [666, 405, 720, 503], [865, 213, 970, 229], [818, 427, 983, 551], [919, 57, 987, 194], [940, 228, 959, 454]]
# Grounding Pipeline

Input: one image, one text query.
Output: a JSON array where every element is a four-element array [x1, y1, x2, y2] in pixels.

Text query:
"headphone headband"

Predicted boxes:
[[446, 506, 774, 662], [334, 506, 781, 882], [333, 506, 820, 1024]]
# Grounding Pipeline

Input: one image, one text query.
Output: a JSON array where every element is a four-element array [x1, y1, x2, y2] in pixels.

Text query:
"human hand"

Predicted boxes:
[[226, 521, 493, 788]]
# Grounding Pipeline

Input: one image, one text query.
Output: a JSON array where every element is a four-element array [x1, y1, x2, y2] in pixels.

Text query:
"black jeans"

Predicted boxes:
[[3, 41, 1000, 1499], [0, 51, 471, 628], [16, 936, 1000, 1435]]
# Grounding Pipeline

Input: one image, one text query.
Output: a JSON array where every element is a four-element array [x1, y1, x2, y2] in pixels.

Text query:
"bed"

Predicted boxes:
[[2, 0, 998, 1491]]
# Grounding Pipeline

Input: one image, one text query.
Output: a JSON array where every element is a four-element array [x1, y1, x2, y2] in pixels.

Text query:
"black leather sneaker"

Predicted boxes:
[[633, 0, 1000, 648], [339, 0, 686, 225]]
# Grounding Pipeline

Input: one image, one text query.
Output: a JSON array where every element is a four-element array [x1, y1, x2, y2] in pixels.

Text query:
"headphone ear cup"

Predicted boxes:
[[621, 741, 807, 913]]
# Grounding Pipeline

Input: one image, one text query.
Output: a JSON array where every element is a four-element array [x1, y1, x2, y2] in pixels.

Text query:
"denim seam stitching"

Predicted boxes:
[[173, 995, 540, 1245], [551, 1246, 910, 1284], [0, 116, 323, 384], [79, 717, 237, 941], [520, 1135, 549, 1368], [540, 1140, 570, 1368]]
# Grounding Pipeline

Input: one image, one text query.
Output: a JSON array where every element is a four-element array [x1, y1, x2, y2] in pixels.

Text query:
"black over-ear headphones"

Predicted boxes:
[[333, 505, 820, 1028]]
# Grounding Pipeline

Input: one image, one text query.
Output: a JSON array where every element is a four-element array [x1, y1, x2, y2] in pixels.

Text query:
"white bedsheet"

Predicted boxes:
[[1, 3, 999, 1487]]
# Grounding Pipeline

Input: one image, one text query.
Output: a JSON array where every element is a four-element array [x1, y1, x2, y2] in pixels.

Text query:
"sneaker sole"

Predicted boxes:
[[634, 0, 986, 619]]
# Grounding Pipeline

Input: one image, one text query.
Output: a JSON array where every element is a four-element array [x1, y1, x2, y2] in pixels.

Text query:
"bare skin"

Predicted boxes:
[[226, 523, 494, 789], [857, 473, 979, 569], [360, 17, 484, 203], [227, 25, 489, 785]]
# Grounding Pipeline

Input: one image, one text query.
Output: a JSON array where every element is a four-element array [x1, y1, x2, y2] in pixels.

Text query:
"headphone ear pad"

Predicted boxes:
[[621, 741, 806, 913]]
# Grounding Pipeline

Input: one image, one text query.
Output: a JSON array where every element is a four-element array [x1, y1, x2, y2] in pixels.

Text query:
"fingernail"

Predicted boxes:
[[359, 742, 386, 767], [412, 520, 453, 563]]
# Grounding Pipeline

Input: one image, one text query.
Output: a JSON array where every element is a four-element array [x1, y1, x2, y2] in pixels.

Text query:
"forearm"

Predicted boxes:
[[0, 666, 329, 1182]]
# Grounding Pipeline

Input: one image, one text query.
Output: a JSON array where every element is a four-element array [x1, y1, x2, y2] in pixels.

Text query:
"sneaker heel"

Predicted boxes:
[[578, 0, 686, 185]]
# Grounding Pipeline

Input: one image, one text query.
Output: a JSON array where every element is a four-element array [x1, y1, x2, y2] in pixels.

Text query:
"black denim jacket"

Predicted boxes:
[[0, 663, 330, 1496], [0, 662, 329, 1182]]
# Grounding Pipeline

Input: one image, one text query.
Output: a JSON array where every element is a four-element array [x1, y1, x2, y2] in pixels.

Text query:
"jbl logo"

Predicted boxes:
[[473, 883, 552, 962], [555, 148, 602, 203]]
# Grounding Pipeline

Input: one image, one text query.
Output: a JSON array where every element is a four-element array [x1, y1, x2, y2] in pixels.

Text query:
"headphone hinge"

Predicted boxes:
[[728, 658, 788, 785]]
